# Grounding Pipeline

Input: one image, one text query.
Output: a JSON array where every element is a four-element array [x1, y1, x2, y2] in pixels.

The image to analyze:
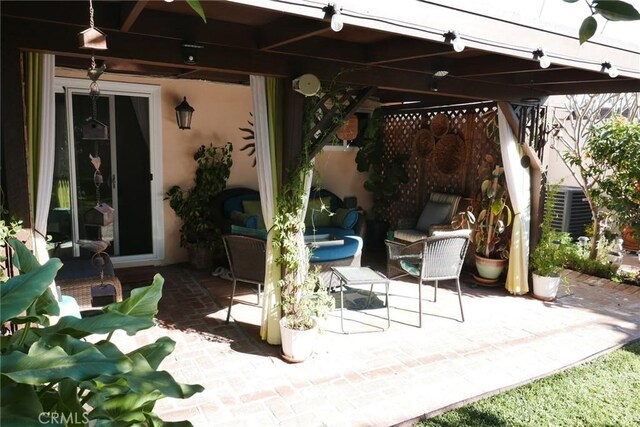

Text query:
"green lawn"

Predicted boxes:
[[416, 342, 640, 427]]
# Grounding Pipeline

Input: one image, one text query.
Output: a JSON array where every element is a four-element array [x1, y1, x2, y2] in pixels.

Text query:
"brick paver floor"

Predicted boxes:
[[111, 262, 640, 426]]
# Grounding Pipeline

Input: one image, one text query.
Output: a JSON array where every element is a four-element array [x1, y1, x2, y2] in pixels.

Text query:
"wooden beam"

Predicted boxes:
[[0, 46, 31, 226], [120, 0, 148, 32], [282, 83, 305, 177], [1, 17, 550, 102], [365, 37, 452, 65], [257, 16, 329, 50], [273, 37, 368, 63]]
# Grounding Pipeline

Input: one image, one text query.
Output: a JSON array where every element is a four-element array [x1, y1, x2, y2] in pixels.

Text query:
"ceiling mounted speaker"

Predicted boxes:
[[292, 74, 321, 97]]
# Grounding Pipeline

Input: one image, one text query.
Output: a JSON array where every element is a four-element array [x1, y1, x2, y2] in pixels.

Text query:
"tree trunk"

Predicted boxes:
[[589, 215, 600, 260]]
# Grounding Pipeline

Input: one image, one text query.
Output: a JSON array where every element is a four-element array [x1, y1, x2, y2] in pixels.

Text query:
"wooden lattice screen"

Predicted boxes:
[[382, 102, 501, 228]]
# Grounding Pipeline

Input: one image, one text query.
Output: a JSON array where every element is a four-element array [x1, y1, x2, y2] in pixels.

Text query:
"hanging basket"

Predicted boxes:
[[412, 129, 435, 158], [434, 133, 465, 174], [336, 116, 358, 141], [430, 114, 450, 138]]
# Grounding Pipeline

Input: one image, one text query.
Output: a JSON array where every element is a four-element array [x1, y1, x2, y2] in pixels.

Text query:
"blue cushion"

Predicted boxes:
[[310, 236, 362, 262], [230, 225, 267, 240], [400, 260, 421, 276], [229, 210, 259, 229], [331, 208, 358, 229], [223, 193, 260, 217], [416, 201, 452, 233]]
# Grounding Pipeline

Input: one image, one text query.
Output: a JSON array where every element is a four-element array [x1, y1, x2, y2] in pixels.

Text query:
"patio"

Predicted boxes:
[[112, 253, 640, 426]]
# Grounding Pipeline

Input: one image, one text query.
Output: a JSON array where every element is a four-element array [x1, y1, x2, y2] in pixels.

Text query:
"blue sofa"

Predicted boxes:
[[214, 187, 364, 282]]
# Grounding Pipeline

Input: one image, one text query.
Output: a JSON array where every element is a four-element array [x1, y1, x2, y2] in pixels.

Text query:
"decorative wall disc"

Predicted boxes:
[[412, 129, 435, 157], [434, 133, 465, 174], [430, 114, 450, 137]]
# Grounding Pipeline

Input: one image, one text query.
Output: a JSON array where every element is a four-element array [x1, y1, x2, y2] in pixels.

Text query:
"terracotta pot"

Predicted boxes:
[[622, 226, 639, 252], [475, 254, 507, 280], [186, 244, 214, 270]]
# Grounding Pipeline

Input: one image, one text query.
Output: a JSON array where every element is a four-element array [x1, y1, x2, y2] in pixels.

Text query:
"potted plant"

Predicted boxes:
[[474, 155, 512, 281], [531, 184, 571, 300], [165, 142, 233, 269], [355, 109, 409, 245]]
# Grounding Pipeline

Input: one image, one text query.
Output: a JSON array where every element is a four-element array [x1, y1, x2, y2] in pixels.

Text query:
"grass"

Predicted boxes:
[[416, 342, 640, 427]]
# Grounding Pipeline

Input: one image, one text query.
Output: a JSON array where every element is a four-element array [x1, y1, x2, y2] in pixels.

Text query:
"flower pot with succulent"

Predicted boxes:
[[530, 184, 571, 301], [474, 157, 512, 281], [165, 142, 233, 269]]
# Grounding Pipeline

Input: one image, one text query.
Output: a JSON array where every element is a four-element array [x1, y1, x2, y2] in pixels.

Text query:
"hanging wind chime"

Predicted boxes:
[[75, 0, 118, 306]]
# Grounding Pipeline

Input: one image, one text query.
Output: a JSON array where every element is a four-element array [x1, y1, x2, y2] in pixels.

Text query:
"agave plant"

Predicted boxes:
[[474, 157, 512, 259], [0, 238, 203, 426]]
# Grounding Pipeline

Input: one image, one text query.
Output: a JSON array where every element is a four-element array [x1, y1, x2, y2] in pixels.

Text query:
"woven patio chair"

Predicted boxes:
[[222, 234, 266, 323], [385, 230, 470, 327]]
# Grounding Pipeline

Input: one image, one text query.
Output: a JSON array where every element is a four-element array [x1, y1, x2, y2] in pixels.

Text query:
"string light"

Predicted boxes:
[[601, 62, 619, 78], [532, 48, 551, 69], [323, 3, 344, 32], [443, 30, 465, 52]]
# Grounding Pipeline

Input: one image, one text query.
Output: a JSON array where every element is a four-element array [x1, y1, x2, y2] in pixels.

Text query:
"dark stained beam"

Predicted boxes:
[[1, 0, 122, 29], [0, 46, 31, 226], [257, 16, 329, 50], [479, 68, 612, 85], [55, 55, 184, 77], [129, 10, 258, 50], [448, 55, 565, 77], [120, 0, 148, 32], [1, 17, 550, 102], [273, 37, 368, 63], [365, 37, 452, 65]]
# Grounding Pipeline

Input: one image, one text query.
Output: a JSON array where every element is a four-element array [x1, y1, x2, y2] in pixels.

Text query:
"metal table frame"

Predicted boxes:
[[329, 266, 391, 334]]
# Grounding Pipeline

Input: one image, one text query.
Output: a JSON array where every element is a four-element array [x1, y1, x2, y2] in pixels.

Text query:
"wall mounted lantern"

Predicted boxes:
[[175, 97, 194, 130]]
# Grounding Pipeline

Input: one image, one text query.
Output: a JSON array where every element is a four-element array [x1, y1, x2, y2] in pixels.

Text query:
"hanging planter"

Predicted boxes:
[[336, 115, 358, 141]]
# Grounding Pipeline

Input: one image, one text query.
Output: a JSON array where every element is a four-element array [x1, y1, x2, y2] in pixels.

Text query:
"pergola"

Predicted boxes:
[[2, 0, 639, 224]]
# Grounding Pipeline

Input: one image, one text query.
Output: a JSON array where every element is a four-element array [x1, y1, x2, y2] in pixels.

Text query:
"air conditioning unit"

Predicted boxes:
[[548, 186, 592, 239]]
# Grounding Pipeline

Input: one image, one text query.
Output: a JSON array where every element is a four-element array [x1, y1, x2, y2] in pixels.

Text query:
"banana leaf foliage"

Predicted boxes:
[[0, 238, 203, 426]]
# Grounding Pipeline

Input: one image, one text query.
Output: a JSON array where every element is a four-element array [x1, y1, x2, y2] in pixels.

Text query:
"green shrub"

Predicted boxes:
[[565, 250, 618, 279]]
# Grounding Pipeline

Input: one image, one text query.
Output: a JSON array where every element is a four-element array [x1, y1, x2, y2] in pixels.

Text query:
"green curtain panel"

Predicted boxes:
[[26, 52, 43, 217]]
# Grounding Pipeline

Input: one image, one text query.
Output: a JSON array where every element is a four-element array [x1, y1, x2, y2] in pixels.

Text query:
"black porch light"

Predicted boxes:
[[175, 97, 194, 130]]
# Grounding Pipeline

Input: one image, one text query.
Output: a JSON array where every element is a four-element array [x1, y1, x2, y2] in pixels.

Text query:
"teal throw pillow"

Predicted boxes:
[[331, 208, 358, 230], [229, 210, 259, 229], [242, 200, 265, 229]]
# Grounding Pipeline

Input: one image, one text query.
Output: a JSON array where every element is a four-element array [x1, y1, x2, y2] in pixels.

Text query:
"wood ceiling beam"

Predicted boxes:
[[365, 37, 452, 65], [257, 16, 329, 50], [273, 37, 368, 63], [479, 69, 612, 86], [532, 80, 640, 94], [120, 0, 148, 32], [2, 16, 549, 103], [1, 1, 122, 29]]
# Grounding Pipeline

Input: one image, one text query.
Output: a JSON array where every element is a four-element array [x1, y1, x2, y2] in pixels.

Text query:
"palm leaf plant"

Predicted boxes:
[[0, 238, 203, 426]]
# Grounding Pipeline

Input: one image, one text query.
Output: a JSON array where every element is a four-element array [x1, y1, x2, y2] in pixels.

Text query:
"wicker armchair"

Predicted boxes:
[[385, 230, 470, 327], [222, 234, 266, 323]]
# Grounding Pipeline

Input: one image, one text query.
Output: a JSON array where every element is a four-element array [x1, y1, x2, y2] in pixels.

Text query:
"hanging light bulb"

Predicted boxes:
[[323, 3, 343, 32], [443, 31, 465, 52], [532, 48, 551, 69], [601, 62, 619, 78]]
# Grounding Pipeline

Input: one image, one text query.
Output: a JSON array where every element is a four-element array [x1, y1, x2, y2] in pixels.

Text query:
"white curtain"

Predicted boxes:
[[33, 54, 56, 266], [251, 75, 282, 344], [498, 107, 531, 295]]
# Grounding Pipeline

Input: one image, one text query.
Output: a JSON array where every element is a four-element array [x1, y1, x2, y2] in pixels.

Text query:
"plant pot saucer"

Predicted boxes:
[[280, 351, 308, 364], [531, 293, 556, 302], [472, 274, 502, 287]]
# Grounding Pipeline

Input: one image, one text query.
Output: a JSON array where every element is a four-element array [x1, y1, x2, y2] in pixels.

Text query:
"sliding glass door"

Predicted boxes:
[[48, 78, 163, 265]]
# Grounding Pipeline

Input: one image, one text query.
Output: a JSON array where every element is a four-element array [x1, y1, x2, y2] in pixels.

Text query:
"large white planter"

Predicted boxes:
[[532, 273, 561, 301], [279, 317, 319, 362]]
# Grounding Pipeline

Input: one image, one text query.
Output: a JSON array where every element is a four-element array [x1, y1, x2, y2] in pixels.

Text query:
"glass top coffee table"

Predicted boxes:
[[329, 266, 391, 334]]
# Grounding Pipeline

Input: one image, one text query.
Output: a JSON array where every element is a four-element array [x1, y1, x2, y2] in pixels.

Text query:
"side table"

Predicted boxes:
[[329, 266, 390, 333]]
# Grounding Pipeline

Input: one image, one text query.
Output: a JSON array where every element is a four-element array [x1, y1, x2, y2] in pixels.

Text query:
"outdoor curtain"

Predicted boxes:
[[252, 76, 284, 344], [26, 53, 56, 265], [498, 107, 531, 295]]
